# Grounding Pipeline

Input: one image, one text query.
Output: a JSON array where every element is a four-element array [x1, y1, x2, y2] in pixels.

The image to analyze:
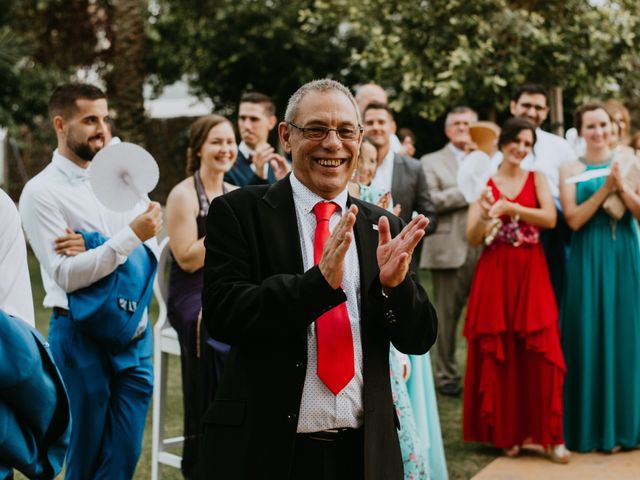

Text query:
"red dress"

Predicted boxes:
[[463, 172, 566, 448]]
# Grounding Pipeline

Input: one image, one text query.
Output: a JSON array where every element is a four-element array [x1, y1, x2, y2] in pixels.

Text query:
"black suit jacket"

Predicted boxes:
[[224, 150, 276, 186], [390, 153, 438, 235], [197, 176, 437, 480]]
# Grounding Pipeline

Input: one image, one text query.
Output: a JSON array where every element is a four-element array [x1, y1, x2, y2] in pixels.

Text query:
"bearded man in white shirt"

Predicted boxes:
[[19, 83, 162, 480]]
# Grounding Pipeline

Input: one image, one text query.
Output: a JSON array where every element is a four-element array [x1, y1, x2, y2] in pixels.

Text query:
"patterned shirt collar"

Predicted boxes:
[[289, 170, 349, 215]]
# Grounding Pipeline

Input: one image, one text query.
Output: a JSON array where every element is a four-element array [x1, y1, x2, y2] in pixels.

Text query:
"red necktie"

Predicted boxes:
[[313, 202, 355, 395]]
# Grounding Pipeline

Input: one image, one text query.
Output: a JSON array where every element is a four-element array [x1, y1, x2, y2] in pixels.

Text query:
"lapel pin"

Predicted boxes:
[[372, 224, 379, 231]]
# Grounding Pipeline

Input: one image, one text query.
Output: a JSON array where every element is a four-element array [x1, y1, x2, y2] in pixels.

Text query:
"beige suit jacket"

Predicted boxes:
[[420, 145, 470, 269]]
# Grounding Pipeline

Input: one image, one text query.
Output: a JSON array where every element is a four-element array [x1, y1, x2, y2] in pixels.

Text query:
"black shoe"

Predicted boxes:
[[438, 383, 462, 397]]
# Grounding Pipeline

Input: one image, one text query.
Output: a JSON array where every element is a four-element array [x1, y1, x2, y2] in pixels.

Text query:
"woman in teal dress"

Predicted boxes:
[[559, 102, 640, 452]]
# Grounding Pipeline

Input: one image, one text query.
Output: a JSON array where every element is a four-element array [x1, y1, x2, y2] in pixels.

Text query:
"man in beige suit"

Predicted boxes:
[[420, 106, 480, 396]]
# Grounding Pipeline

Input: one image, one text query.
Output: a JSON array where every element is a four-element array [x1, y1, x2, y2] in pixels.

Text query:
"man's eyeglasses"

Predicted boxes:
[[288, 122, 364, 141], [518, 102, 547, 112]]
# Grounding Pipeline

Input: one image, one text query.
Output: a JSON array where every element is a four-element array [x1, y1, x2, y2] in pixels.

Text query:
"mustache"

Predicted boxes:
[[89, 134, 105, 142]]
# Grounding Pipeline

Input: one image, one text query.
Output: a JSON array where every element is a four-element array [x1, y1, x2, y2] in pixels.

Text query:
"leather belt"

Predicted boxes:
[[53, 307, 70, 317], [298, 427, 361, 442]]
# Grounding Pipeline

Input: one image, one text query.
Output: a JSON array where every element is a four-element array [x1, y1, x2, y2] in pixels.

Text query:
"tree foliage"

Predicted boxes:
[[0, 0, 150, 143], [1, 0, 639, 144], [300, 0, 640, 121], [146, 0, 367, 116]]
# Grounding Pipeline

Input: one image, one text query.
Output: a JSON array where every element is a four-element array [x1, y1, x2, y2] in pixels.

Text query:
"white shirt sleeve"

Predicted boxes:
[[0, 190, 35, 326], [19, 184, 143, 293]]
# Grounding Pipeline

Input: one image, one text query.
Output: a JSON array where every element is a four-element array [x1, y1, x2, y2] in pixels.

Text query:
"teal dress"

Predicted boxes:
[[561, 160, 640, 452]]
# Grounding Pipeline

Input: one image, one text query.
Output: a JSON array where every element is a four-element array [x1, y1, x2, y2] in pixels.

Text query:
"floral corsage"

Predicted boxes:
[[485, 215, 539, 247]]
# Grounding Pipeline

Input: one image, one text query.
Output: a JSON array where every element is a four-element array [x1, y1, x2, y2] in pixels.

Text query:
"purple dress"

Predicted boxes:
[[167, 171, 230, 477]]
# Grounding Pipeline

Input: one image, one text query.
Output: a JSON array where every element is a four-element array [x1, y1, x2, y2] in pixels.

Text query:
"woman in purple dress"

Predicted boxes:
[[166, 115, 238, 478]]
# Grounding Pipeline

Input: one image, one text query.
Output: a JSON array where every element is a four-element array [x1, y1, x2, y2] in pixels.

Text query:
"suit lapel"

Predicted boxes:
[[352, 198, 379, 298], [441, 146, 459, 180], [259, 176, 304, 275], [391, 153, 404, 200]]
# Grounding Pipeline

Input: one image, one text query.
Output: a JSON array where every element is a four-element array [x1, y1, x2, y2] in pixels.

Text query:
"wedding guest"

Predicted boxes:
[[464, 117, 569, 463], [165, 114, 238, 477], [196, 78, 437, 480], [398, 128, 417, 158], [19, 83, 161, 480], [559, 102, 640, 452], [603, 99, 632, 146]]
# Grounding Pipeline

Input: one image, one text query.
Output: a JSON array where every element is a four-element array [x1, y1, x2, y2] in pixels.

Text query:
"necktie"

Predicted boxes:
[[313, 202, 355, 395]]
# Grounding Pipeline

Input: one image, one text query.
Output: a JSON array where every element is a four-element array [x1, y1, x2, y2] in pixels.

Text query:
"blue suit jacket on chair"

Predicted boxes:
[[0, 310, 71, 480], [68, 231, 157, 352]]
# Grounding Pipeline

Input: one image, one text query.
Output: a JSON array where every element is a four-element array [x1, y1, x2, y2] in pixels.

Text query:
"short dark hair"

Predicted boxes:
[[512, 83, 548, 104], [573, 102, 609, 134], [498, 117, 537, 150], [239, 92, 276, 117], [48, 83, 106, 120], [363, 102, 394, 120], [397, 128, 416, 143]]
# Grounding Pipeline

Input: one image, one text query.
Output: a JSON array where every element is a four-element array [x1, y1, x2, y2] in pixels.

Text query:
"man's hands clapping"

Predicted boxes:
[[317, 205, 428, 293], [377, 214, 428, 289]]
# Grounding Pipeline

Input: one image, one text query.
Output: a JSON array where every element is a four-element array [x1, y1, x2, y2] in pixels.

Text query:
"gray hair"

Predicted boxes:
[[445, 106, 478, 127], [284, 79, 361, 125]]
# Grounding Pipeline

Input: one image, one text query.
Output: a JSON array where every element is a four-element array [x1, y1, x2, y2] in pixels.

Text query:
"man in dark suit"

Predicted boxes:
[[363, 103, 437, 231], [198, 79, 437, 480], [364, 103, 438, 271], [224, 91, 289, 186]]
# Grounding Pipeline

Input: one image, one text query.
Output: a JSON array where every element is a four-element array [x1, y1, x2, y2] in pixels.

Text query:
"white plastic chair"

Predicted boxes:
[[151, 236, 183, 479]]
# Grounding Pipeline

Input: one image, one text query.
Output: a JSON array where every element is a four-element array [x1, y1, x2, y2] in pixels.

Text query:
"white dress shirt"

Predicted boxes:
[[370, 147, 395, 196], [289, 172, 364, 432], [19, 151, 155, 318], [448, 142, 466, 163], [0, 188, 35, 326], [389, 133, 403, 154], [491, 128, 576, 199]]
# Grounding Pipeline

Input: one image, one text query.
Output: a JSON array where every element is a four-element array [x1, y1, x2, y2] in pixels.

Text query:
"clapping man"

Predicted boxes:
[[197, 79, 437, 480]]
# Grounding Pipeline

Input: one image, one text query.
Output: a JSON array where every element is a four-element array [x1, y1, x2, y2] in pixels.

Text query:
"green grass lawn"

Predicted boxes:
[[20, 252, 496, 479]]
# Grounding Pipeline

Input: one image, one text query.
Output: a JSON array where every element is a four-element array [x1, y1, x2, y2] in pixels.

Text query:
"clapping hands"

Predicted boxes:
[[377, 214, 429, 289], [317, 206, 428, 292]]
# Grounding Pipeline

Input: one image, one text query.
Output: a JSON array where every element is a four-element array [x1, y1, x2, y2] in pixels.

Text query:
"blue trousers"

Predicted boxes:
[[49, 312, 153, 480]]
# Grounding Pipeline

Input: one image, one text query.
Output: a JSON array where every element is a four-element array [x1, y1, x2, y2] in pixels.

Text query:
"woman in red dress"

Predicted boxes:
[[463, 117, 570, 462]]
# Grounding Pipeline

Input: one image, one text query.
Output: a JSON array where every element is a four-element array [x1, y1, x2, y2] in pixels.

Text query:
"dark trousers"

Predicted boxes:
[[173, 327, 219, 478], [540, 208, 571, 305], [291, 428, 364, 480]]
